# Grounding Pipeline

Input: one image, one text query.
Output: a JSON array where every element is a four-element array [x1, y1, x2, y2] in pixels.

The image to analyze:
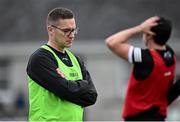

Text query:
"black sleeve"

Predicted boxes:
[[26, 49, 95, 106], [133, 49, 154, 80], [73, 55, 98, 106], [168, 78, 180, 105]]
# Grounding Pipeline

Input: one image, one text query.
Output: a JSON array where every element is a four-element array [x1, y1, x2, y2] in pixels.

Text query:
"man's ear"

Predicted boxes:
[[47, 26, 55, 37], [147, 34, 154, 40], [47, 26, 54, 34]]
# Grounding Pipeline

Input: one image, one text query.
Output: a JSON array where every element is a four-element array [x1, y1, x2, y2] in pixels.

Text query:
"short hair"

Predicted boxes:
[[151, 17, 172, 45], [47, 7, 74, 26]]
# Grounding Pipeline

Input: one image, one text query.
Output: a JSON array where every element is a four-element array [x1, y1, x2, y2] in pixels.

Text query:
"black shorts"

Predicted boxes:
[[124, 106, 166, 121]]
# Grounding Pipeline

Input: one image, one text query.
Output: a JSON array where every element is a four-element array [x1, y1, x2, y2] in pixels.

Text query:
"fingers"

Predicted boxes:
[[146, 16, 159, 24], [145, 30, 155, 35], [56, 68, 65, 78], [139, 16, 160, 35]]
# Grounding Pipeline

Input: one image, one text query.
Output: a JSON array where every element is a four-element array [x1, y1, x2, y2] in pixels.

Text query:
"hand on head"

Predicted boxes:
[[139, 16, 159, 35]]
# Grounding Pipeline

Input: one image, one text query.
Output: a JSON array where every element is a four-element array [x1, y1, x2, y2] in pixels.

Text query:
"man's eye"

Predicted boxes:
[[62, 29, 71, 33]]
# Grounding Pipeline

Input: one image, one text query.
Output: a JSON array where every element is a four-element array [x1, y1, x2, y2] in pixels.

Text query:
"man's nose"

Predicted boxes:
[[67, 31, 75, 38]]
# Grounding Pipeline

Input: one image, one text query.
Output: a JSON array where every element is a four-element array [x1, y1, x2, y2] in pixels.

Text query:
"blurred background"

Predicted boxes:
[[0, 0, 180, 121]]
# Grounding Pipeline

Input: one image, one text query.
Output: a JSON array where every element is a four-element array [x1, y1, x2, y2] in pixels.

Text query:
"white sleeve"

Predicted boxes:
[[128, 46, 142, 63], [128, 46, 134, 63]]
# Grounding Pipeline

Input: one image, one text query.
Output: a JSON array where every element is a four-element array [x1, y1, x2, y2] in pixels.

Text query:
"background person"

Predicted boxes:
[[106, 16, 176, 121]]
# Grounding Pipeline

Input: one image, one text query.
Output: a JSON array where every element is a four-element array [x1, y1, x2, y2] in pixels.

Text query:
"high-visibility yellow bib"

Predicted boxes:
[[28, 45, 83, 121]]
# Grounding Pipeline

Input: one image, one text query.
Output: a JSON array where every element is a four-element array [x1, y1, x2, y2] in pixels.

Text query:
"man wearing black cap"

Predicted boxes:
[[105, 16, 179, 121]]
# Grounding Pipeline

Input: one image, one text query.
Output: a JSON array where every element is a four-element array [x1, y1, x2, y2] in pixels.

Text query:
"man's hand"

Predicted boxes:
[[139, 16, 159, 35], [56, 68, 65, 78]]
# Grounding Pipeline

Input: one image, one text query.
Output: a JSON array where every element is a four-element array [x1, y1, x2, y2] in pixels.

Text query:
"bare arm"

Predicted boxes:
[[105, 16, 159, 61]]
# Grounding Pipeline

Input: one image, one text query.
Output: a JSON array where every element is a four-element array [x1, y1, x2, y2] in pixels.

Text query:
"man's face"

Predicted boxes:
[[142, 33, 152, 47], [51, 18, 77, 49], [142, 33, 148, 46]]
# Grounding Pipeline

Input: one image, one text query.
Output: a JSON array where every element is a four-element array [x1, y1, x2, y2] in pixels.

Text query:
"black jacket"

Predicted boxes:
[[26, 45, 97, 107]]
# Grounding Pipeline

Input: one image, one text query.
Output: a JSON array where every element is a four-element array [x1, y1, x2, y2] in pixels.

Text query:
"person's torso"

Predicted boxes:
[[123, 47, 176, 118], [28, 45, 83, 121]]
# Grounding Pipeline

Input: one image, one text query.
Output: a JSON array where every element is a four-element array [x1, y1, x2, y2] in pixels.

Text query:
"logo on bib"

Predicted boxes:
[[69, 72, 78, 77]]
